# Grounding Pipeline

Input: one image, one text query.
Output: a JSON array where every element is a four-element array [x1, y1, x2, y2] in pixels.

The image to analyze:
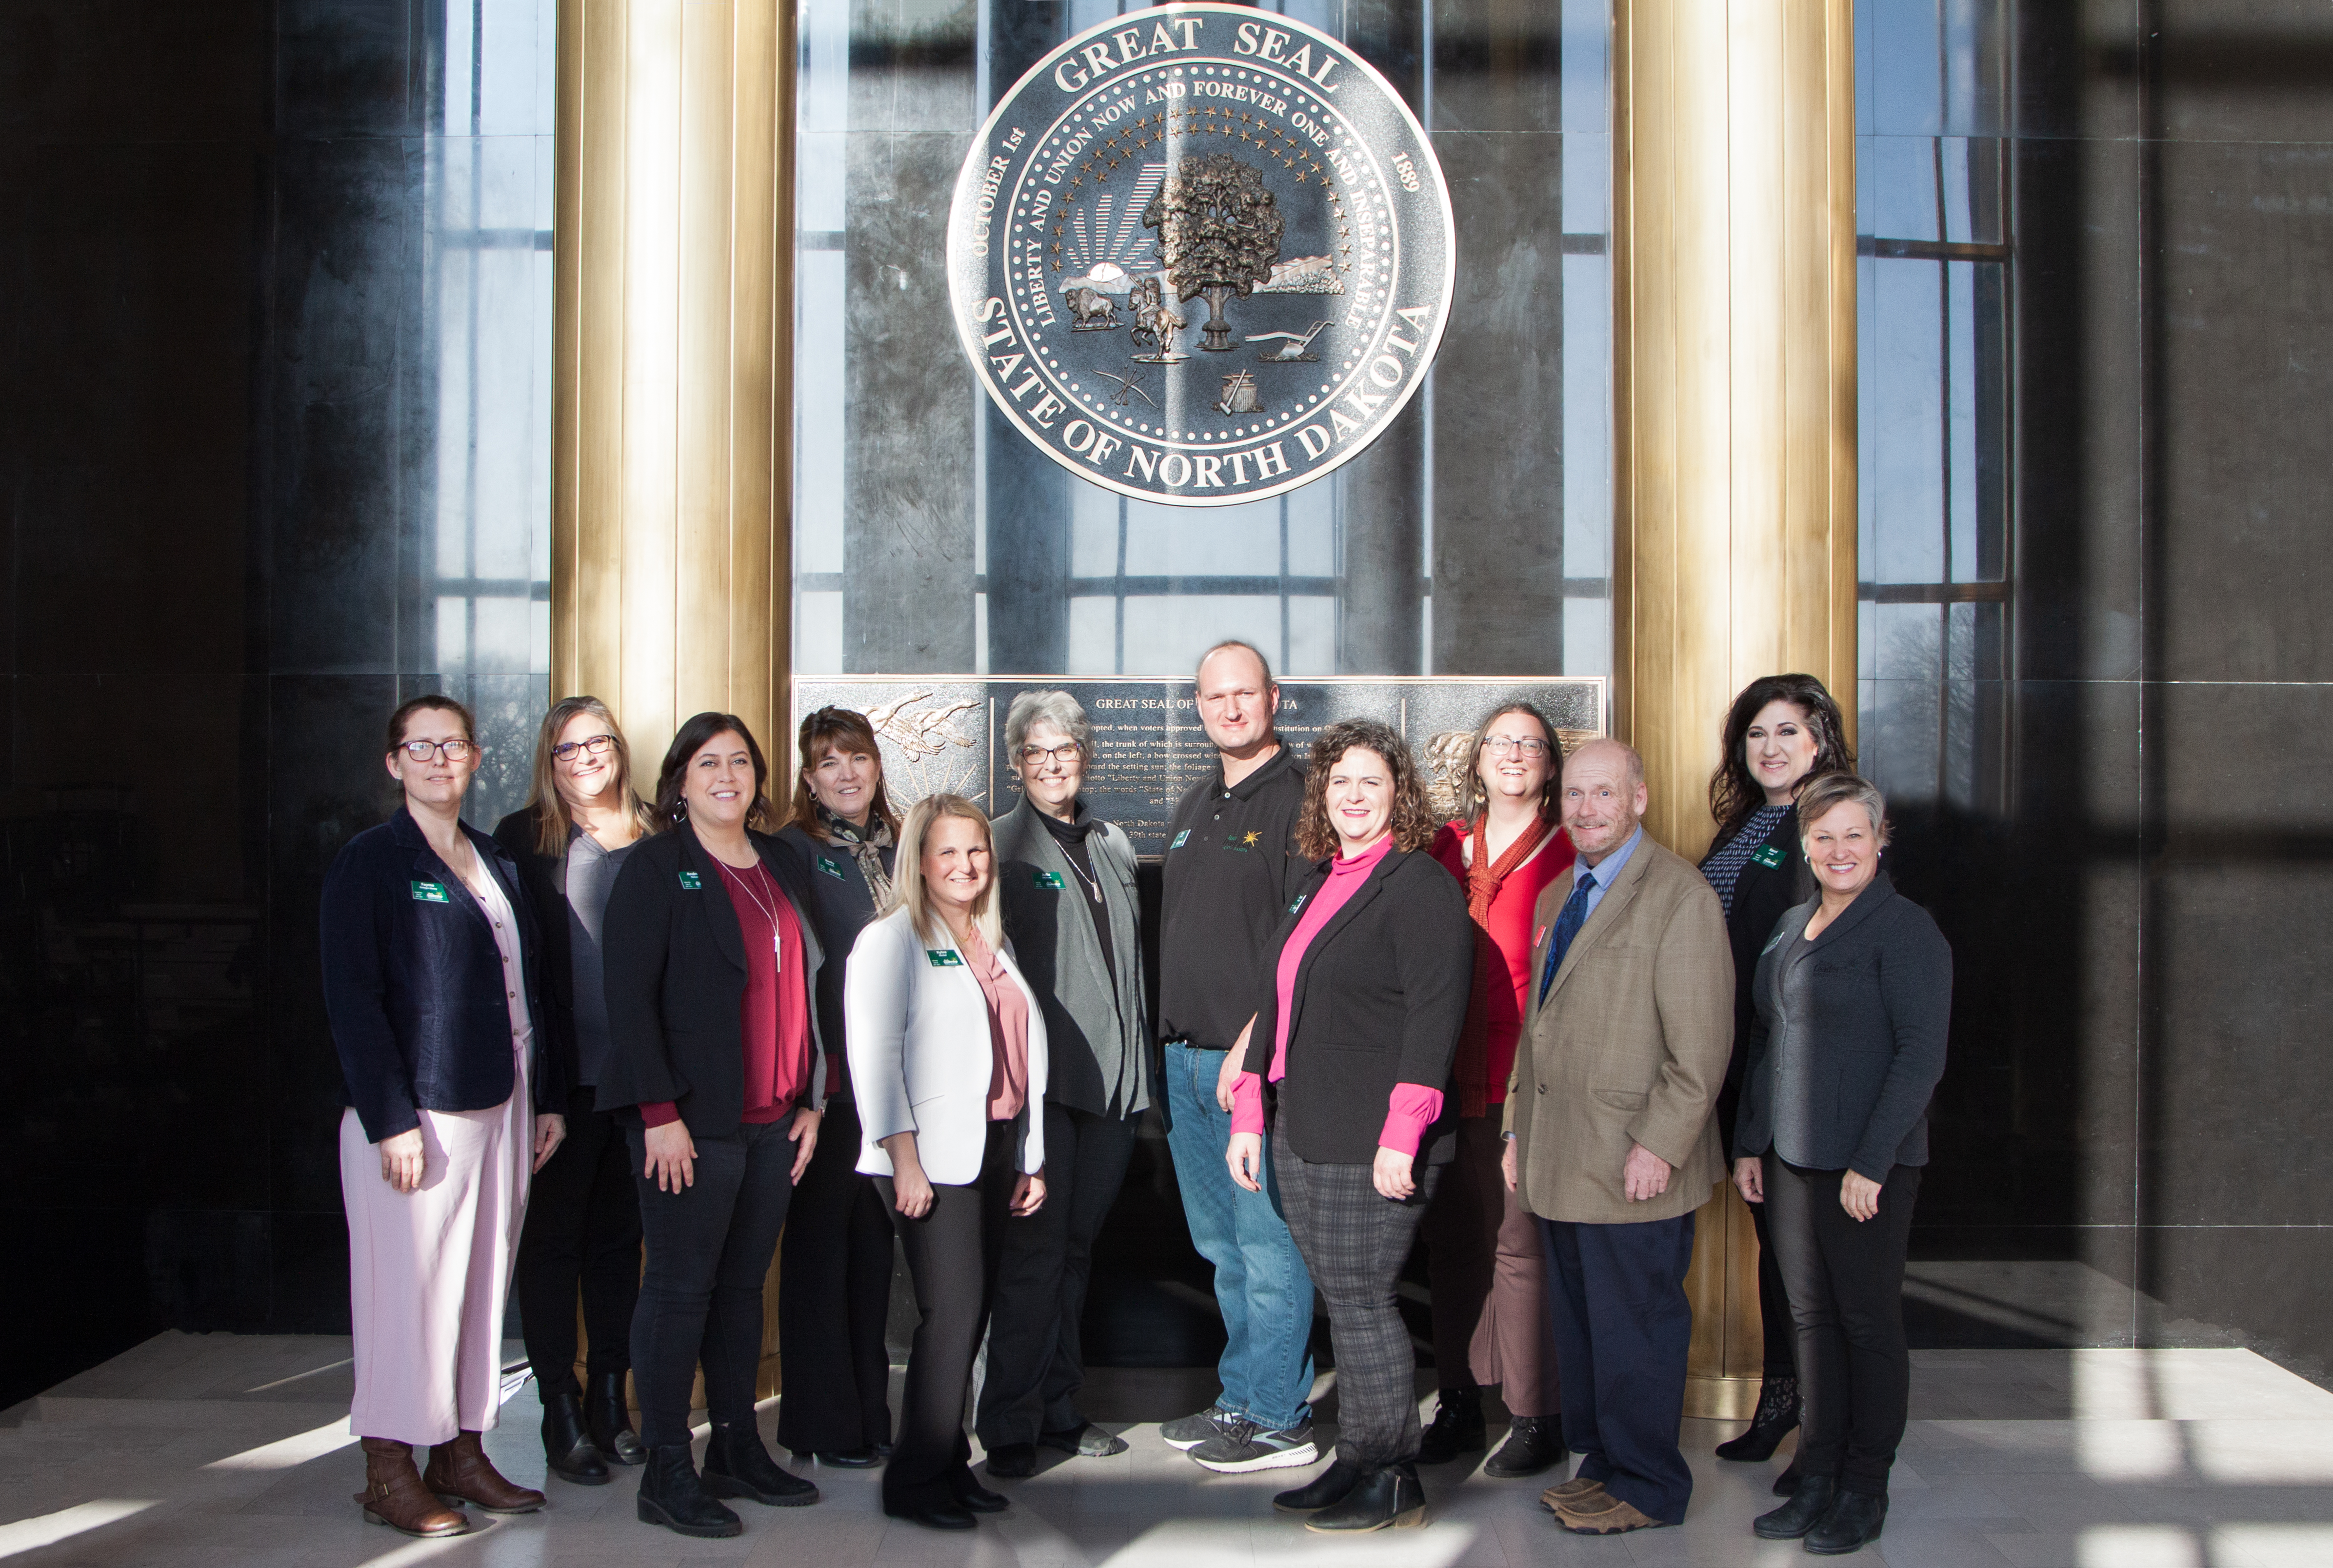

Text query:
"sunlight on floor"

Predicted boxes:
[[0, 1499, 155, 1557]]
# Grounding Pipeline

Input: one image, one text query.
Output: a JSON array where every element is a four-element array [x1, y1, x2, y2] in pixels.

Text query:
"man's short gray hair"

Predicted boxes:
[[1795, 770, 1891, 845], [1005, 689, 1093, 760]]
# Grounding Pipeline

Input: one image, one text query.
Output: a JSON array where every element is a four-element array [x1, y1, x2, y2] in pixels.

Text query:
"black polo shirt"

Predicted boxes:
[[1158, 743, 1310, 1050]]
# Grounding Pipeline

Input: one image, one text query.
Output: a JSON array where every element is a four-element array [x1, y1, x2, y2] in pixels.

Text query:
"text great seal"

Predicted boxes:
[[946, 5, 1455, 507]]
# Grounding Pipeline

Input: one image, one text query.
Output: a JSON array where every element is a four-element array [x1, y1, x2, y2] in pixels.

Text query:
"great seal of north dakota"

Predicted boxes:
[[946, 4, 1455, 507]]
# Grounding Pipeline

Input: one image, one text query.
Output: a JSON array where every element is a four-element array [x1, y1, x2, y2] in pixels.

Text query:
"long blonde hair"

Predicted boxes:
[[884, 794, 1004, 949], [524, 695, 656, 855]]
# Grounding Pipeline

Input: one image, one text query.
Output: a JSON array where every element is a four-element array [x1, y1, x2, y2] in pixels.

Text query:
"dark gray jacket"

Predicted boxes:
[[991, 796, 1151, 1118], [1734, 870, 1952, 1180]]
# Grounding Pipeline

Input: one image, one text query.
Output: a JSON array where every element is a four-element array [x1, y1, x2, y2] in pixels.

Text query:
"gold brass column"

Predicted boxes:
[[552, 0, 796, 1398], [1609, 0, 1858, 1420]]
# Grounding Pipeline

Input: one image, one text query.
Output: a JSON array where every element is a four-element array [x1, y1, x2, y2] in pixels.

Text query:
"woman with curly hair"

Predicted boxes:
[[1223, 718, 1475, 1533]]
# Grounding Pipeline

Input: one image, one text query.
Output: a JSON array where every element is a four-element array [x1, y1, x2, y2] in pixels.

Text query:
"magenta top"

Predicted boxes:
[[1230, 834, 1447, 1156]]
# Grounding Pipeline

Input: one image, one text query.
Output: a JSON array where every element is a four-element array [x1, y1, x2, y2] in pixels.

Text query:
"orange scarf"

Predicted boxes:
[[1456, 814, 1554, 1117]]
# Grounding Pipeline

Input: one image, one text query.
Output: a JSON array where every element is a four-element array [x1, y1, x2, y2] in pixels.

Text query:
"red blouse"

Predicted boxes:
[[641, 860, 811, 1128], [1428, 818, 1575, 1106]]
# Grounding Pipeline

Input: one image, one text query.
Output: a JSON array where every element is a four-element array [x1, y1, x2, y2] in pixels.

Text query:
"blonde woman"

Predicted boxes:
[[844, 794, 1049, 1532], [495, 696, 657, 1484]]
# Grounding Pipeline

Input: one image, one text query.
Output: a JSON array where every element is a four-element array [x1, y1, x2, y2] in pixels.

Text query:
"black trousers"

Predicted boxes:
[[1765, 1157, 1921, 1494], [877, 1122, 1016, 1511], [1718, 1086, 1797, 1380], [1275, 1140, 1440, 1468], [976, 1102, 1139, 1447], [775, 1096, 897, 1454], [625, 1118, 796, 1449], [1541, 1212, 1698, 1525], [516, 1087, 643, 1402]]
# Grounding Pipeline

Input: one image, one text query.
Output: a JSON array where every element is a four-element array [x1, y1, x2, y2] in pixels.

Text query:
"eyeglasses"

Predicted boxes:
[[1483, 735, 1551, 758], [552, 734, 616, 762], [400, 738, 475, 762], [1019, 742, 1082, 765]]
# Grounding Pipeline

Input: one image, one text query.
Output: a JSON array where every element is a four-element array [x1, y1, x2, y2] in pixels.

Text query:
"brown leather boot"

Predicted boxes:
[[355, 1438, 469, 1537], [423, 1429, 546, 1514]]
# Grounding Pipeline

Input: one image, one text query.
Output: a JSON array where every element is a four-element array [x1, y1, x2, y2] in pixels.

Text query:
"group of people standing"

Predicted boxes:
[[319, 640, 1950, 1556]]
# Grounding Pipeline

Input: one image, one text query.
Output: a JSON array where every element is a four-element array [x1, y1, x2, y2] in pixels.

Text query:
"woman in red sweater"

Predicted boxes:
[[1416, 701, 1577, 1476]]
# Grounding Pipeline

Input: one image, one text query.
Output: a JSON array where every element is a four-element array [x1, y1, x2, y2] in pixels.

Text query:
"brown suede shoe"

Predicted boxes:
[[1537, 1475, 1607, 1514], [424, 1429, 546, 1514], [355, 1438, 469, 1537], [1555, 1491, 1665, 1535]]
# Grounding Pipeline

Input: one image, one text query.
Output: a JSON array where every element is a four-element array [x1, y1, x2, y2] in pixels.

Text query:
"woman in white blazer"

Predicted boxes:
[[844, 793, 1047, 1531]]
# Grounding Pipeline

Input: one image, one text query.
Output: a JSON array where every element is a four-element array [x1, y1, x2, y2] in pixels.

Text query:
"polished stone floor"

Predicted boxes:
[[5, 1335, 2333, 1567]]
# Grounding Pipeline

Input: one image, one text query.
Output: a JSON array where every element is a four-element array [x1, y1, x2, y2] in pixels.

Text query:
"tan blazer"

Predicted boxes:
[[1503, 831, 1734, 1225]]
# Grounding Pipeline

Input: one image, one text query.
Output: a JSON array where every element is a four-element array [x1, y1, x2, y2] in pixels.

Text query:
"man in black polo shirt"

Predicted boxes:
[[1157, 639, 1320, 1473]]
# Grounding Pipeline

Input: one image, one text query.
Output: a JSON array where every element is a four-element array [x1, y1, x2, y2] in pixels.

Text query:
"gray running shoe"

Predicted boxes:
[[1160, 1406, 1236, 1452], [1189, 1416, 1319, 1473]]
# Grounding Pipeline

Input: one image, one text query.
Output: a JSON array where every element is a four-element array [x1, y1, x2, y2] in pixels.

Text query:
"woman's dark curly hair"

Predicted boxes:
[[1707, 674, 1855, 847], [1295, 718, 1440, 861], [653, 711, 777, 831]]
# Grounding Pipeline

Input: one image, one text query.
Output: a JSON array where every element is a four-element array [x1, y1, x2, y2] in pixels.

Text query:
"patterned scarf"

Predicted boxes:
[[819, 805, 895, 908], [1456, 813, 1555, 1118]]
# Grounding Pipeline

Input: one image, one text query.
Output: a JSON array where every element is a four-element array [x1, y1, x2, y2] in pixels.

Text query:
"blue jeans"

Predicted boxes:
[[1161, 1039, 1315, 1431]]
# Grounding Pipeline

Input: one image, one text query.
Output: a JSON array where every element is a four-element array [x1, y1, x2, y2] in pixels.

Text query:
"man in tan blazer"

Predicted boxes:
[[1499, 739, 1732, 1535]]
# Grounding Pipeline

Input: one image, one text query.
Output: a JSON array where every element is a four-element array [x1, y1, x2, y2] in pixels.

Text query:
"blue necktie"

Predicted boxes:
[[1537, 872, 1597, 1004]]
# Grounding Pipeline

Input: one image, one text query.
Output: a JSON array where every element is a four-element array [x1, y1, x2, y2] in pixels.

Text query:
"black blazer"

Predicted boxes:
[[1239, 846, 1475, 1167], [1708, 805, 1815, 1133], [1734, 870, 1953, 1179], [768, 823, 891, 1098], [491, 810, 578, 1091], [597, 821, 829, 1135], [320, 807, 562, 1143]]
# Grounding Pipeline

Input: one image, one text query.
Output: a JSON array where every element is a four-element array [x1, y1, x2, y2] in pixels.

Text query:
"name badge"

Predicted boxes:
[[409, 880, 448, 904], [1751, 844, 1788, 870], [1288, 893, 1309, 915], [926, 949, 964, 968], [1171, 829, 1192, 850], [817, 856, 847, 880], [1033, 870, 1065, 890], [678, 871, 703, 891]]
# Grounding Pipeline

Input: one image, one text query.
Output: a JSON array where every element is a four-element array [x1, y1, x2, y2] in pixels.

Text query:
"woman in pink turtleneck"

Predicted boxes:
[[1222, 718, 1476, 1534]]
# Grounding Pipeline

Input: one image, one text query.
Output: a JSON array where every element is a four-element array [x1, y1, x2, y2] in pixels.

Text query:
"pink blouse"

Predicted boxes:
[[960, 924, 1030, 1123]]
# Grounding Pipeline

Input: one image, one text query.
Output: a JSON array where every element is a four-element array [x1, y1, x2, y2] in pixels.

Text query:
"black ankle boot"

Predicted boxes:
[[636, 1444, 742, 1538], [1805, 1489, 1887, 1555], [1715, 1375, 1800, 1462], [1305, 1462, 1427, 1533], [541, 1391, 609, 1485], [1274, 1457, 1364, 1513], [1416, 1387, 1486, 1465], [1752, 1472, 1836, 1539], [703, 1425, 819, 1507], [1482, 1414, 1567, 1478], [586, 1372, 647, 1466]]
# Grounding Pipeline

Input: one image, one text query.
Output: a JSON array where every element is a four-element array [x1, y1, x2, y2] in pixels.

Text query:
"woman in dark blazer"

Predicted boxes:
[[1698, 673, 1855, 1474], [599, 713, 826, 1538], [1734, 772, 1951, 1558], [1224, 718, 1474, 1533], [321, 695, 565, 1537], [496, 695, 656, 1485], [769, 704, 901, 1469]]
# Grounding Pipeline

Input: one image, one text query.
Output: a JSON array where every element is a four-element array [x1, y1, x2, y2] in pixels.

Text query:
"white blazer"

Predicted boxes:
[[845, 907, 1048, 1185]]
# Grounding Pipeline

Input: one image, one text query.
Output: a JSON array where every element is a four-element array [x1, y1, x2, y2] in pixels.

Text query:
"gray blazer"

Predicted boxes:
[[1734, 870, 1952, 1181], [991, 796, 1151, 1118]]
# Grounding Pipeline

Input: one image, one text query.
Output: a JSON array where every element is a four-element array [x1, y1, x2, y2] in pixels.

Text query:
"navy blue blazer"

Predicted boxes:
[[321, 807, 562, 1143]]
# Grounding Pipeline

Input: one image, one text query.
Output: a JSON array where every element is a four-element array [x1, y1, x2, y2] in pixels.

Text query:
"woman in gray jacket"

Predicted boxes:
[[976, 690, 1149, 1477], [1733, 772, 1950, 1557]]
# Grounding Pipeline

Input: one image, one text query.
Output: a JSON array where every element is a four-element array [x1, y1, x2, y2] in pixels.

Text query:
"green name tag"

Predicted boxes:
[[1751, 844, 1787, 870], [817, 856, 847, 880], [1289, 893, 1309, 915], [1171, 829, 1191, 849], [1033, 870, 1064, 889], [678, 871, 703, 891], [926, 949, 964, 968], [409, 880, 448, 904]]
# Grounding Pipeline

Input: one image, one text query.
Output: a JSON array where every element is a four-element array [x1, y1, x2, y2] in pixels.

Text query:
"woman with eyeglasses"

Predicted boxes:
[[598, 713, 827, 1538], [321, 695, 568, 1537], [975, 691, 1146, 1478], [1416, 703, 1576, 1477], [495, 697, 657, 1485], [769, 706, 902, 1469]]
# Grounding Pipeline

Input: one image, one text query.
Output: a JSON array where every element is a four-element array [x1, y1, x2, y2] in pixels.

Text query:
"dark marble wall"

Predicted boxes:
[[0, 0, 552, 1408]]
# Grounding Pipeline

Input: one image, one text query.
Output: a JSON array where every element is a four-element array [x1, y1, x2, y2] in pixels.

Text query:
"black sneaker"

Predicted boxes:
[[1188, 1416, 1319, 1473], [1160, 1406, 1236, 1452]]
